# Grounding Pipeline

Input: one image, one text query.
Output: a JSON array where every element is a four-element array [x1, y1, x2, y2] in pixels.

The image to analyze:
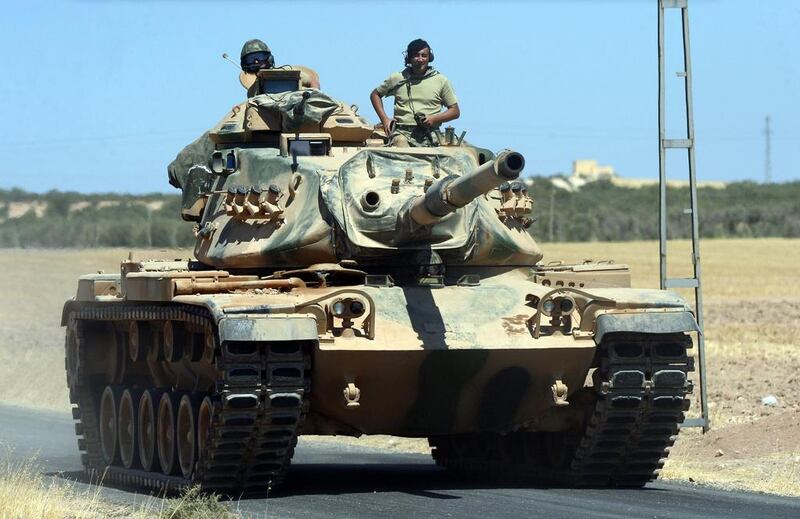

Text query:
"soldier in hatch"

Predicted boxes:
[[169, 39, 322, 190], [370, 38, 460, 147], [239, 38, 321, 95]]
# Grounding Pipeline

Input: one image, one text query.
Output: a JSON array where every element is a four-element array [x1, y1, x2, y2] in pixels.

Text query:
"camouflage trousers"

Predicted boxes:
[[389, 125, 442, 147]]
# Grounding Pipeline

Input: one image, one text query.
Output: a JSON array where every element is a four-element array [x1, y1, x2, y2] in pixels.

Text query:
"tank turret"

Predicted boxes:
[[168, 77, 541, 268]]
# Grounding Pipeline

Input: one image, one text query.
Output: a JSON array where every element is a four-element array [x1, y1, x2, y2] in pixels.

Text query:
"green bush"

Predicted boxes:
[[158, 486, 238, 519]]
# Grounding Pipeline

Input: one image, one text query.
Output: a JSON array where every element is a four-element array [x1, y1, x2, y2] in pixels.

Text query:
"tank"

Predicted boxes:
[[63, 67, 698, 494]]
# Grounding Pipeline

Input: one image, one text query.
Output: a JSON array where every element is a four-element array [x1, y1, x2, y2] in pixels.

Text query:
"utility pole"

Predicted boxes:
[[763, 115, 772, 183], [548, 189, 555, 242], [146, 207, 153, 248]]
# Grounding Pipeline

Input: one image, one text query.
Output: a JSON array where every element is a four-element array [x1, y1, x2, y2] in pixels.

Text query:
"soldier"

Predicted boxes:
[[239, 38, 321, 95], [240, 38, 276, 74], [370, 38, 460, 147]]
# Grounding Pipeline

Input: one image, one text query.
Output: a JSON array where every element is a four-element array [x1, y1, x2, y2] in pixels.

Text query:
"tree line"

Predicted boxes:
[[527, 179, 800, 242], [1, 180, 798, 248], [0, 190, 195, 248]]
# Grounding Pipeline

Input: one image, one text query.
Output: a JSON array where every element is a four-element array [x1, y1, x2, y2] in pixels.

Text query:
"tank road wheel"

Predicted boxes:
[[196, 396, 213, 460], [177, 394, 201, 479], [157, 391, 181, 475], [163, 321, 185, 363], [118, 388, 142, 469], [128, 321, 150, 362], [99, 386, 123, 466], [201, 325, 216, 364], [138, 388, 164, 472], [65, 320, 81, 394], [104, 325, 126, 385]]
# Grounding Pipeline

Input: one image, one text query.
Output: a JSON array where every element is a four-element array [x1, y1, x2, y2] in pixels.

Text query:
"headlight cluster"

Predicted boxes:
[[330, 297, 366, 319], [211, 150, 237, 175], [540, 295, 575, 316]]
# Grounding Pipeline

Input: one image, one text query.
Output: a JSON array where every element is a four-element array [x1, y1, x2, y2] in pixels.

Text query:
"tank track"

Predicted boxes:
[[428, 332, 694, 487], [65, 303, 311, 495]]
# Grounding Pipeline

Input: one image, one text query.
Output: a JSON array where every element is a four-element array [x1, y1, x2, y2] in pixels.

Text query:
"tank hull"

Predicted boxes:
[[63, 259, 697, 494]]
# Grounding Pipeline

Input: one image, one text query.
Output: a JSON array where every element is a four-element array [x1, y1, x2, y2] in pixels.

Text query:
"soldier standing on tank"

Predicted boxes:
[[239, 38, 321, 95], [370, 38, 460, 147]]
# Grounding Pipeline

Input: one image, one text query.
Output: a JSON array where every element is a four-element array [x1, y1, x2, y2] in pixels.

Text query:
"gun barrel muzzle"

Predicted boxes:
[[447, 150, 524, 207]]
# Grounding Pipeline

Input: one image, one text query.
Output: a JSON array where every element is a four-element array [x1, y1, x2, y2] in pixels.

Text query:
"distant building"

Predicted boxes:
[[547, 159, 725, 191], [572, 159, 616, 182], [549, 159, 617, 191]]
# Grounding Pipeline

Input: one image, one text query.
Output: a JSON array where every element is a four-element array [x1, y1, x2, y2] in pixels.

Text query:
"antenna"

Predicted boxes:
[[221, 53, 242, 71], [763, 115, 772, 183]]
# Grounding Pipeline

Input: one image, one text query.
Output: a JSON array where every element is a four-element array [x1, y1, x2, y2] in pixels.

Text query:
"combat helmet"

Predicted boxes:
[[240, 39, 274, 72]]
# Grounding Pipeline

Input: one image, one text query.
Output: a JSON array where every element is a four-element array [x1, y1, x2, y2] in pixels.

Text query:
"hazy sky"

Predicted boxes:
[[0, 0, 797, 193]]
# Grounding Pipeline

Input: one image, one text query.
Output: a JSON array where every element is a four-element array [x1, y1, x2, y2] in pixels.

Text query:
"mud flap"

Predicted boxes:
[[219, 316, 318, 342], [594, 311, 698, 344]]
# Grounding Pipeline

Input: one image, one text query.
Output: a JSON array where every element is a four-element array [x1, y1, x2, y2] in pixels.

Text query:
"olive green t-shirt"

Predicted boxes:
[[375, 68, 458, 125]]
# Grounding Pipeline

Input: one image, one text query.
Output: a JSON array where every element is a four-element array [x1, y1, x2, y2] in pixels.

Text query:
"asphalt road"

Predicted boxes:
[[1, 403, 798, 519]]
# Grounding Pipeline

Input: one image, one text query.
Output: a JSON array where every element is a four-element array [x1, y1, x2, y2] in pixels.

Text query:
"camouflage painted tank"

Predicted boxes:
[[63, 68, 698, 494]]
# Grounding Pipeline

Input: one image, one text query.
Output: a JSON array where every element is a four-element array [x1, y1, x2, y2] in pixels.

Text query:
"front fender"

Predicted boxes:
[[218, 315, 319, 342], [594, 311, 699, 344]]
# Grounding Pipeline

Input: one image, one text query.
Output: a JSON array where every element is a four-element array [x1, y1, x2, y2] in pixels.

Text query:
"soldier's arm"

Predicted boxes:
[[295, 65, 321, 89], [304, 68, 321, 89], [423, 77, 460, 127], [370, 89, 394, 134]]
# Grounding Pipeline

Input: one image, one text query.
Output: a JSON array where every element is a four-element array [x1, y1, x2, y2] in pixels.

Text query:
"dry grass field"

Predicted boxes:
[[0, 454, 126, 518], [0, 454, 237, 518], [0, 239, 798, 498]]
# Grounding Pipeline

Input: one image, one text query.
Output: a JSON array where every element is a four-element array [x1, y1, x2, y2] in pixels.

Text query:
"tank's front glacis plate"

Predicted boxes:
[[307, 269, 596, 436]]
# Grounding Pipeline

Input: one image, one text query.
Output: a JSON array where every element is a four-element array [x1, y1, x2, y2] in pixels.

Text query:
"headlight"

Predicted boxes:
[[331, 300, 346, 317], [211, 151, 224, 174], [225, 151, 237, 171], [349, 300, 365, 317], [542, 299, 556, 315]]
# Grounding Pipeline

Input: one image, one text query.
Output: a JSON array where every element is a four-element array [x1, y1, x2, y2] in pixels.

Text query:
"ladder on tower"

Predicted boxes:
[[658, 0, 709, 431]]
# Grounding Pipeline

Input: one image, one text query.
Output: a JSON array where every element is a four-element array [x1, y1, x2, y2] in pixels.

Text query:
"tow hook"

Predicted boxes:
[[343, 381, 361, 408], [550, 380, 569, 407]]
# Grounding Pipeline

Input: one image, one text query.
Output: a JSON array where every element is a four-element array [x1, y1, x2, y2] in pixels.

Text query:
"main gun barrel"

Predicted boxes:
[[409, 150, 525, 226]]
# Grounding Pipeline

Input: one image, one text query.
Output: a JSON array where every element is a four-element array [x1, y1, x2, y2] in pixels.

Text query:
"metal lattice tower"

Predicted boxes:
[[658, 0, 709, 431]]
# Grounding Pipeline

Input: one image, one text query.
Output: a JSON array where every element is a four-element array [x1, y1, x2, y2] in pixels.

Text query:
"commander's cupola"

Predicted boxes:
[[209, 69, 378, 153]]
